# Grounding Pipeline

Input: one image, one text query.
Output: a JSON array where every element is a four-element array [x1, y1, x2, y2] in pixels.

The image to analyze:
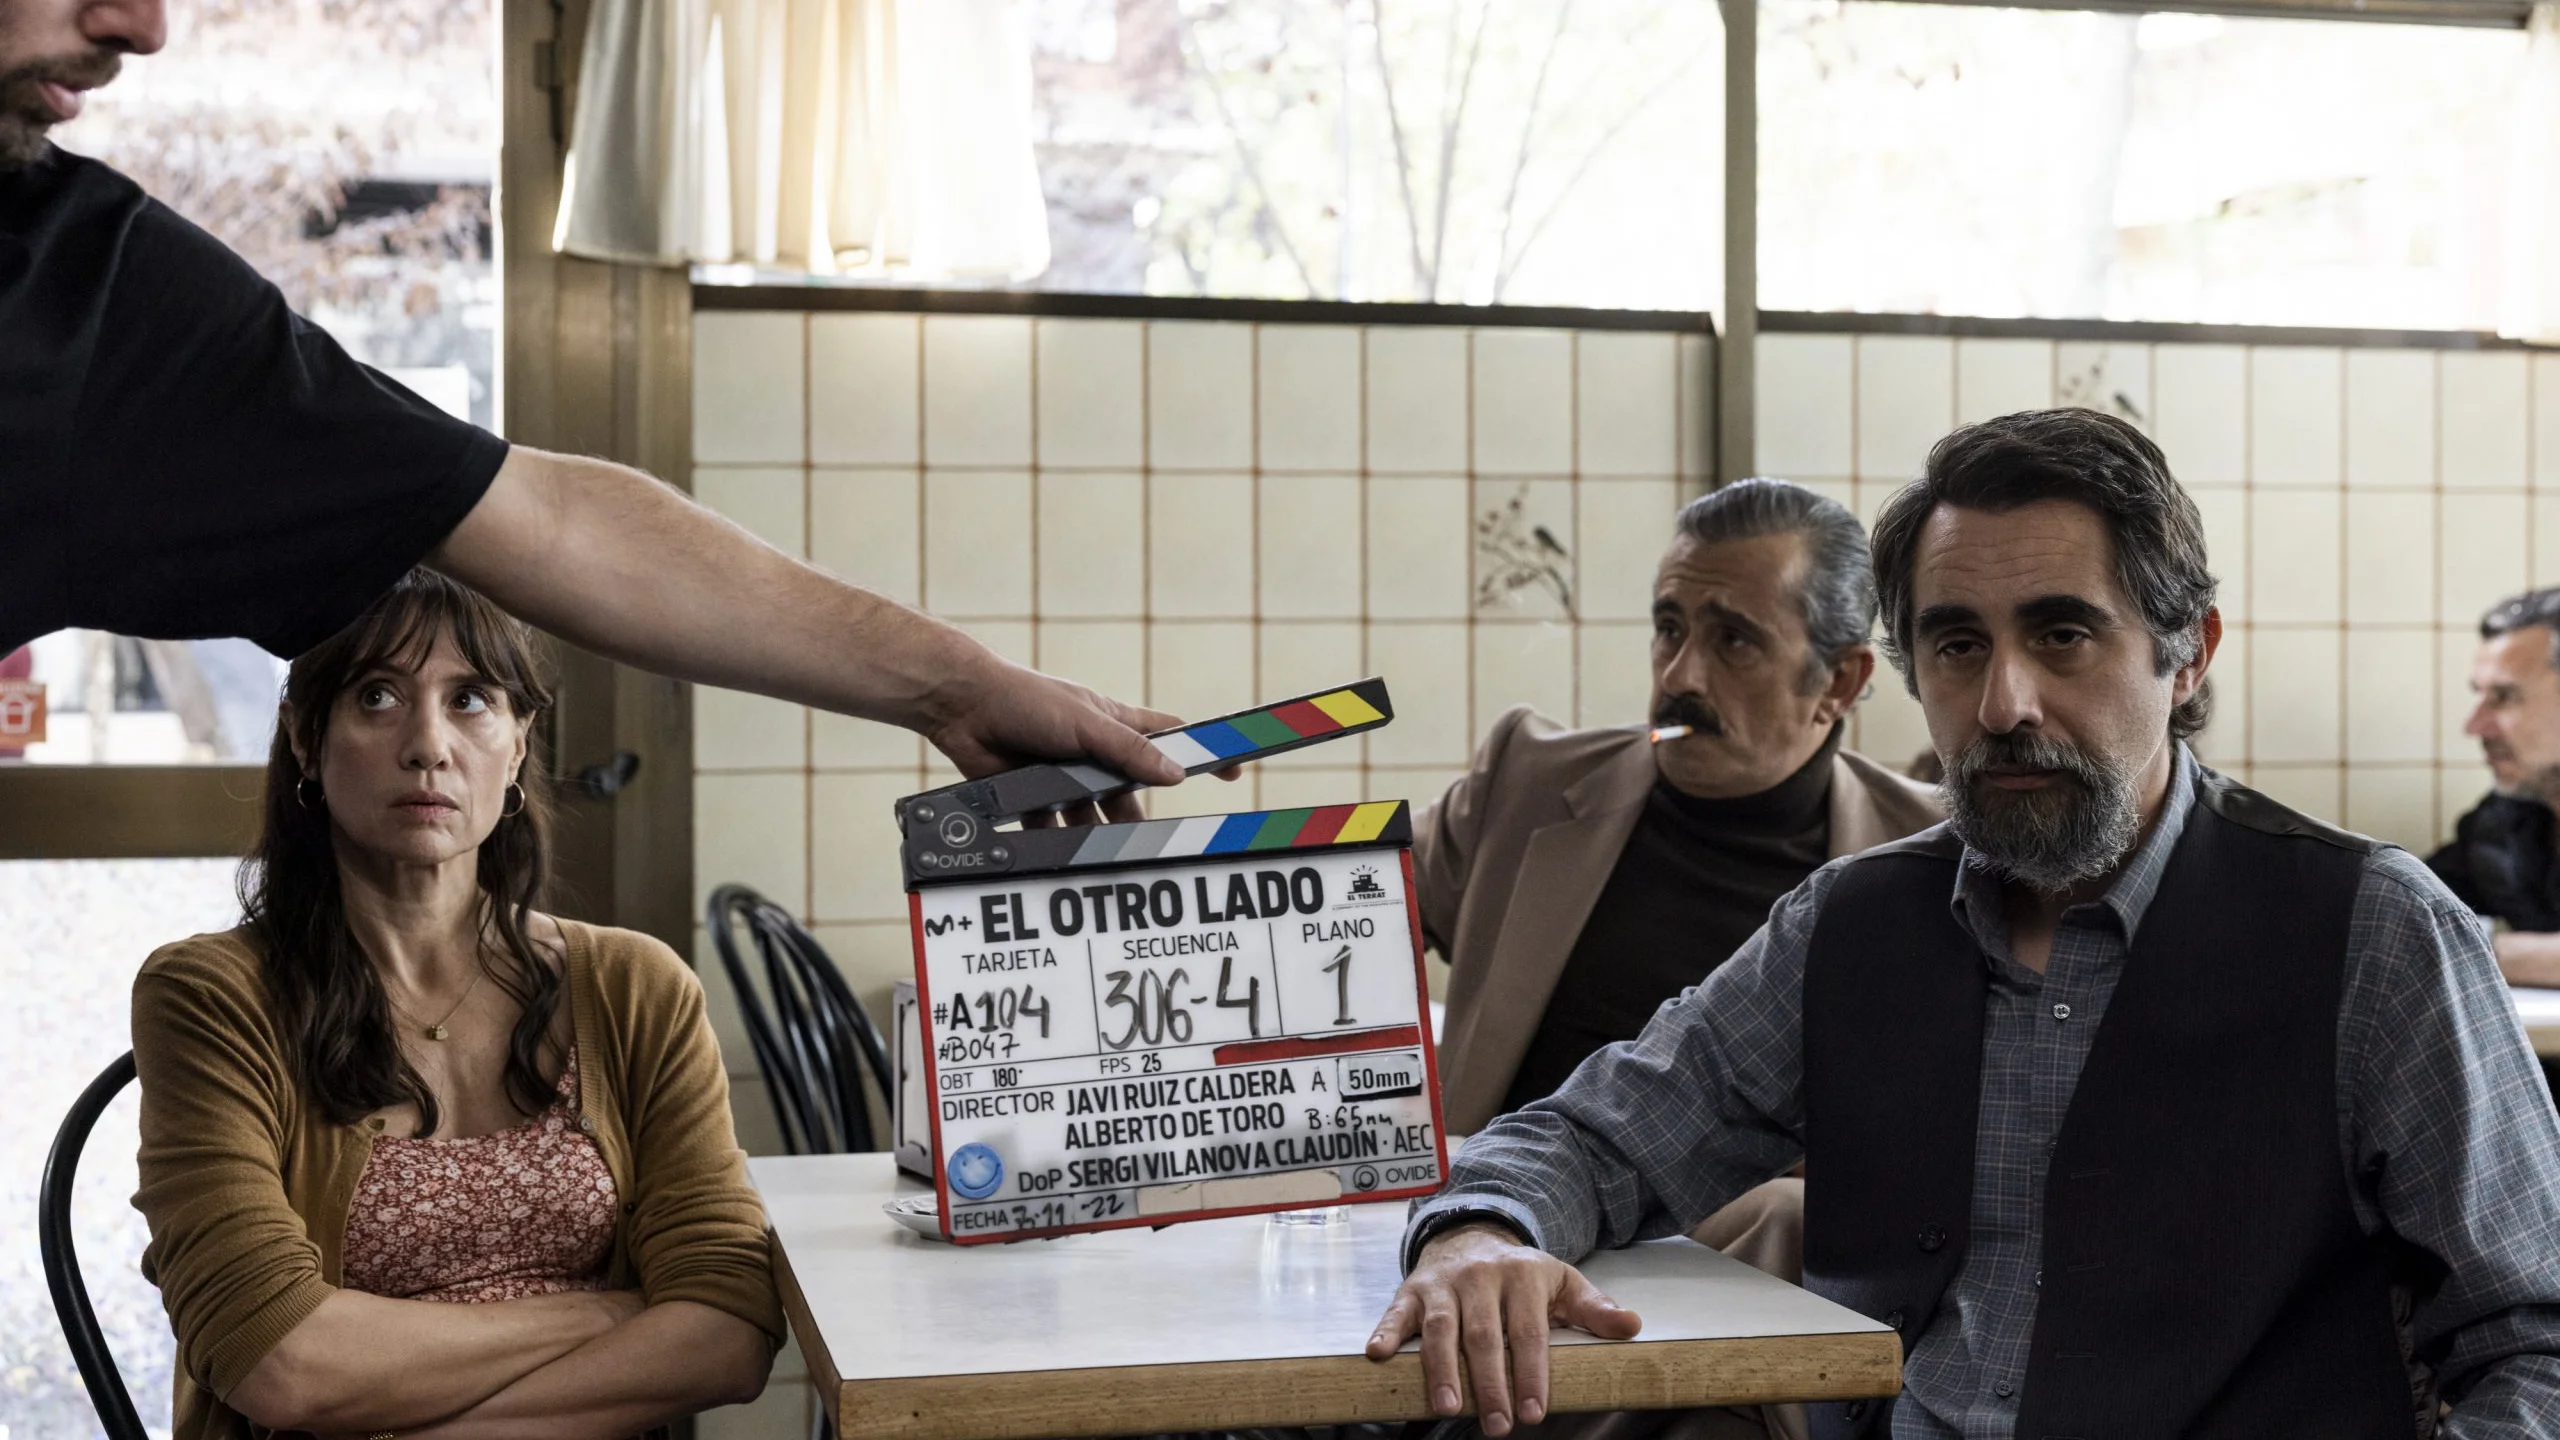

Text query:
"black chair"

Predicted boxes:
[[705, 884, 894, 1155], [41, 1049, 149, 1440]]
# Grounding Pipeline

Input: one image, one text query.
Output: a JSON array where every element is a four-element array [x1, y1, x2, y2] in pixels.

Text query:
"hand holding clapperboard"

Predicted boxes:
[[898, 679, 1451, 1244]]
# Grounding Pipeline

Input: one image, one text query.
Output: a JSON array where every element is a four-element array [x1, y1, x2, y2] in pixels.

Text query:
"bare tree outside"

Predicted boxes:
[[1023, 0, 2529, 328], [1030, 0, 1725, 309]]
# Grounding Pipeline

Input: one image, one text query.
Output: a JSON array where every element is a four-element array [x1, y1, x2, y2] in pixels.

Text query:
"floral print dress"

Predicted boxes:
[[342, 1049, 619, 1303]]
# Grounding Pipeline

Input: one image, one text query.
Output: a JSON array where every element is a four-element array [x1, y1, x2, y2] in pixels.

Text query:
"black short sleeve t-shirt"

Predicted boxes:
[[1, 145, 508, 658], [2427, 791, 2560, 931]]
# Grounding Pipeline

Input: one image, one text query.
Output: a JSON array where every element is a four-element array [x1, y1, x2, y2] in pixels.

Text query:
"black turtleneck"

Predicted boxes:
[[1500, 724, 1841, 1111]]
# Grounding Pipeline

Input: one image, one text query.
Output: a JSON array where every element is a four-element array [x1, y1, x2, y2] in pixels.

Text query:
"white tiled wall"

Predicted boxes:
[[1756, 330, 2559, 855], [690, 308, 1711, 1162]]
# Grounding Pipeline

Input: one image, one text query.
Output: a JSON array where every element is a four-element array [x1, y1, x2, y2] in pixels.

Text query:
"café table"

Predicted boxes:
[[751, 1154, 1899, 1440], [2512, 986, 2560, 1057]]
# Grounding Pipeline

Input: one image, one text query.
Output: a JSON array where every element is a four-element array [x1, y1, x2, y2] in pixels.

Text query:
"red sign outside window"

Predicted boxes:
[[0, 647, 45, 755]]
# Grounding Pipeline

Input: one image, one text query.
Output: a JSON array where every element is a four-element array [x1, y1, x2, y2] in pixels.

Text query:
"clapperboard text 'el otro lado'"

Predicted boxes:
[[894, 679, 1450, 1243]]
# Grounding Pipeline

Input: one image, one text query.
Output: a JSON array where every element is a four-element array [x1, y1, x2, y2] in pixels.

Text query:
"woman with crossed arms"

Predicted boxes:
[[135, 571, 776, 1440]]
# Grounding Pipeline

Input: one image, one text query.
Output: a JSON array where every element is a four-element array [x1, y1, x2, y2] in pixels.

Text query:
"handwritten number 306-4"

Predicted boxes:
[[1102, 949, 1358, 1050]]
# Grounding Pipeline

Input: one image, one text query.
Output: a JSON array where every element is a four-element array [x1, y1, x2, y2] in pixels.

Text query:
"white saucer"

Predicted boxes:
[[882, 1192, 949, 1241]]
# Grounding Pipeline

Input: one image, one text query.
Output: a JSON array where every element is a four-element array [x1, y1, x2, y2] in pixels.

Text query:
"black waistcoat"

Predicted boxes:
[[1799, 768, 2414, 1440]]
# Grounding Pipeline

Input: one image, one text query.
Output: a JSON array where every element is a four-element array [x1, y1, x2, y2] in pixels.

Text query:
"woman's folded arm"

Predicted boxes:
[[386, 1298, 775, 1440], [225, 1286, 643, 1434]]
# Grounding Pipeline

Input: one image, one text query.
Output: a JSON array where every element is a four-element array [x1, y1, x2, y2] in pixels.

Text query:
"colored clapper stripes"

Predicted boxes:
[[1067, 801, 1404, 868], [1149, 685, 1390, 772]]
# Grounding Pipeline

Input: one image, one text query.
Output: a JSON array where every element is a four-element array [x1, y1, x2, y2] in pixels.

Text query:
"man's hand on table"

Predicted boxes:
[[1365, 1221, 1643, 1437]]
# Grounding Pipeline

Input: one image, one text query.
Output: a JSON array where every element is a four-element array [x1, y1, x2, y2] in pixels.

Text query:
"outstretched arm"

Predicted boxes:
[[431, 447, 1184, 793]]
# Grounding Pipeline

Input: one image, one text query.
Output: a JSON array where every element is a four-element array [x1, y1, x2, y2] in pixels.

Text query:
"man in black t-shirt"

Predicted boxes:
[[0, 0, 1186, 796]]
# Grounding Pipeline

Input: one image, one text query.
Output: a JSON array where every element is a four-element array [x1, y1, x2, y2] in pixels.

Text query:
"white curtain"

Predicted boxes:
[[554, 0, 1052, 280], [2501, 3, 2560, 342]]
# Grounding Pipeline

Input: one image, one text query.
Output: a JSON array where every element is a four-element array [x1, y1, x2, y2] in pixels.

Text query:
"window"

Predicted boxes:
[[700, 0, 1729, 310], [1030, 0, 1725, 307], [2, 635, 284, 764], [1759, 0, 2532, 328], [0, 859, 243, 1440]]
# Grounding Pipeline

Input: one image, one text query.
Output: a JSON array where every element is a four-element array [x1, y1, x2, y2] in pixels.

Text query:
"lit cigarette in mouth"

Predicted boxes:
[[1649, 724, 1693, 744]]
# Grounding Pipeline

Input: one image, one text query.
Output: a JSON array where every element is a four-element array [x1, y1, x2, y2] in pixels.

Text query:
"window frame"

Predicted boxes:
[[0, 766, 265, 859]]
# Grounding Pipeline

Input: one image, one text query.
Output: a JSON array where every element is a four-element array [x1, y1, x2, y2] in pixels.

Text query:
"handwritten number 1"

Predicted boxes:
[[1321, 946, 1354, 1026]]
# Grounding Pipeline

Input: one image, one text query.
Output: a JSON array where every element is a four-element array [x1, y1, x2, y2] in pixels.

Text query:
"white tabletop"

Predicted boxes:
[[752, 1154, 1898, 1440], [2512, 987, 2560, 1056]]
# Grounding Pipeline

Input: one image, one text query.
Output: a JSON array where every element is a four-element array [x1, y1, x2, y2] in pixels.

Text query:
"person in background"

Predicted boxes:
[[134, 572, 779, 1440], [3, 0, 1186, 807], [1371, 410, 2560, 1438], [2432, 586, 2560, 991], [1418, 475, 1938, 1223]]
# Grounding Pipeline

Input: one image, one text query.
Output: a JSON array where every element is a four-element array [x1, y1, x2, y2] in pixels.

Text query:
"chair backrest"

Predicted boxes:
[[705, 885, 894, 1155], [41, 1049, 149, 1440]]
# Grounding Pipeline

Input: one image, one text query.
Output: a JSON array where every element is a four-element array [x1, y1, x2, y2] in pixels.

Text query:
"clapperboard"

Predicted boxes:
[[897, 679, 1450, 1244]]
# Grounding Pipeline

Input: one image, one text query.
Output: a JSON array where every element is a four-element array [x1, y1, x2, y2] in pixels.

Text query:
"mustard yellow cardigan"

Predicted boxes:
[[131, 918, 784, 1440]]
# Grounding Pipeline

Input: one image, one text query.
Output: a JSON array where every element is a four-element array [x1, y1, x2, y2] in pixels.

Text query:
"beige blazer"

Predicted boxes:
[[1419, 705, 1946, 1133]]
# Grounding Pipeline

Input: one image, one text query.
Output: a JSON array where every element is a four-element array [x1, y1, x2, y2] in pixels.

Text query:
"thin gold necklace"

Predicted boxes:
[[391, 961, 488, 1041]]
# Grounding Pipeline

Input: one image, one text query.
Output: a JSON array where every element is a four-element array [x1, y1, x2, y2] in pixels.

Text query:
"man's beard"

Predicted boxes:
[[2492, 754, 2560, 808], [0, 50, 121, 171], [1652, 693, 1725, 738], [1944, 730, 2140, 895]]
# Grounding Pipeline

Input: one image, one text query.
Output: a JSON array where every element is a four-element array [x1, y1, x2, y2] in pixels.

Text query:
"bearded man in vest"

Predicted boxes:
[[1365, 408, 2560, 1439]]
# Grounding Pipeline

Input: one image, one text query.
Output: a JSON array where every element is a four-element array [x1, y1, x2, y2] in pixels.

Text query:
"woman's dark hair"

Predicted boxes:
[[1869, 408, 2219, 741], [242, 569, 560, 1135]]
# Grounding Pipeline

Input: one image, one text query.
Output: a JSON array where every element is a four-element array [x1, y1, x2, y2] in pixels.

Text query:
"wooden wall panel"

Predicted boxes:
[[500, 0, 696, 952]]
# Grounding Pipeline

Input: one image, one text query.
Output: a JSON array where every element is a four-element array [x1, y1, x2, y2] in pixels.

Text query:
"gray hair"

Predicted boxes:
[[2482, 588, 2560, 668], [1672, 478, 1876, 691]]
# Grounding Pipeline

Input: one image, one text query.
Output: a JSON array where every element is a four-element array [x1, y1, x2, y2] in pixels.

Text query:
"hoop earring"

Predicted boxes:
[[501, 782, 525, 818], [294, 776, 322, 810]]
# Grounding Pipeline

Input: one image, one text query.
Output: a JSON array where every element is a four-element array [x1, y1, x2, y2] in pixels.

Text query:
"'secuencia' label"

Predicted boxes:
[[912, 846, 1447, 1242]]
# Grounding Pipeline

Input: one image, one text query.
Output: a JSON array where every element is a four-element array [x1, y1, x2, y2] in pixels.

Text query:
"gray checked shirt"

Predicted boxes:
[[1408, 746, 2560, 1437]]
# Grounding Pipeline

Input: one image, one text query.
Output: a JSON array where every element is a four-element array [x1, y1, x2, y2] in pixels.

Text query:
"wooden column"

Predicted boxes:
[[499, 0, 696, 953]]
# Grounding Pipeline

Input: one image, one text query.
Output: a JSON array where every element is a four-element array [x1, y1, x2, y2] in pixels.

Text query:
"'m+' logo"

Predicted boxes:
[[922, 914, 974, 937]]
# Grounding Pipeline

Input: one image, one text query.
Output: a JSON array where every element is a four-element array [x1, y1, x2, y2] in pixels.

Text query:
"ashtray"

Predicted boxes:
[[882, 1192, 948, 1241]]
